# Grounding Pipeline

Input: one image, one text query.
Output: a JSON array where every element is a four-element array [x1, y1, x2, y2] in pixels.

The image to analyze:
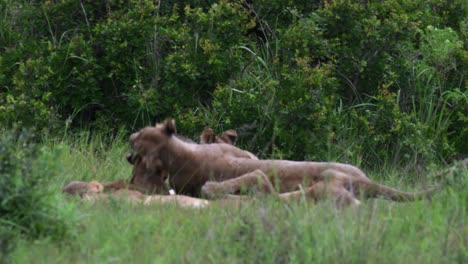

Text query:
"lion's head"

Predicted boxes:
[[127, 120, 244, 194], [126, 119, 177, 194]]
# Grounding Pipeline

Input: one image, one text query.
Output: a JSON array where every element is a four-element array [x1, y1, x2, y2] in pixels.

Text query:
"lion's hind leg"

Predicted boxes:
[[201, 169, 276, 199], [279, 181, 360, 208]]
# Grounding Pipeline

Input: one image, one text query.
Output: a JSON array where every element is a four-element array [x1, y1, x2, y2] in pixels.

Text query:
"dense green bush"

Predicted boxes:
[[0, 0, 465, 166], [0, 129, 75, 242]]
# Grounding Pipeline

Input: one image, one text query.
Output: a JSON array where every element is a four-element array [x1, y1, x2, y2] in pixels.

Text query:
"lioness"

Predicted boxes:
[[63, 126, 256, 208], [124, 127, 256, 194], [63, 180, 210, 209], [130, 119, 440, 206]]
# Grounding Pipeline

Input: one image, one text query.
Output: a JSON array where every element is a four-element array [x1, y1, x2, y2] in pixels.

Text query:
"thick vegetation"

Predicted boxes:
[[0, 0, 465, 166], [0, 1, 466, 262], [0, 129, 75, 259]]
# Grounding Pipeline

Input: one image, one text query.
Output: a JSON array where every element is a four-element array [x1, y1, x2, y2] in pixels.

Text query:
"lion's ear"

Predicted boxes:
[[200, 128, 215, 144], [222, 130, 237, 145], [164, 119, 177, 135]]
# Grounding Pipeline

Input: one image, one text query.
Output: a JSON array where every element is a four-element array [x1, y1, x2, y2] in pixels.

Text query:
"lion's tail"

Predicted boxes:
[[355, 180, 442, 202]]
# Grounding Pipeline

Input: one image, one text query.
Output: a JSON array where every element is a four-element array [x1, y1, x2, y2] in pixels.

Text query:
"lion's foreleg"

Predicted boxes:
[[201, 169, 276, 199], [278, 180, 360, 208]]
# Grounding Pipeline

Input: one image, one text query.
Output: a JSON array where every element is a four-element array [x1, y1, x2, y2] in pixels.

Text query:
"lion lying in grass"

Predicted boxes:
[[123, 127, 256, 194], [130, 119, 440, 207], [62, 126, 250, 208], [62, 180, 210, 208]]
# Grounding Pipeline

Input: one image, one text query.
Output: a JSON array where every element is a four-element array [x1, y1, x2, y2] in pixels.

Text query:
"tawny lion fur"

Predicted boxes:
[[123, 127, 256, 194], [62, 127, 251, 208], [62, 180, 104, 196], [62, 180, 210, 208], [200, 128, 238, 145], [199, 127, 257, 159], [130, 119, 440, 207], [83, 189, 210, 209]]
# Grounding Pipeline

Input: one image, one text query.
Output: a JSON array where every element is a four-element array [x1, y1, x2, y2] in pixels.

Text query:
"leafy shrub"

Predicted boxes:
[[0, 129, 74, 242], [343, 89, 440, 166], [0, 0, 465, 165], [0, 224, 15, 262]]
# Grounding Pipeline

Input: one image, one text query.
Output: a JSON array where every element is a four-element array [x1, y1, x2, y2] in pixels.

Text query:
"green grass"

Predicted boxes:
[[47, 131, 133, 187], [7, 137, 468, 263]]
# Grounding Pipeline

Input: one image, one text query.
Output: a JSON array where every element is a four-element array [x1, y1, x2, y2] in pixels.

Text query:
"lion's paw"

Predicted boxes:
[[201, 181, 223, 198]]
